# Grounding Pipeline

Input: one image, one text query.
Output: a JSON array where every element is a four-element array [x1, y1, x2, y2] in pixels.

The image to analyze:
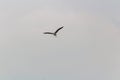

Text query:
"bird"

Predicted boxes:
[[44, 26, 64, 36]]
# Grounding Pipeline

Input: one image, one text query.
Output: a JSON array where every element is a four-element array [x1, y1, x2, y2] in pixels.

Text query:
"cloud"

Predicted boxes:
[[0, 0, 120, 80]]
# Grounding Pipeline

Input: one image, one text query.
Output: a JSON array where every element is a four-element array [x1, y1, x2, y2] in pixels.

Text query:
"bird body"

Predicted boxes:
[[44, 26, 64, 36]]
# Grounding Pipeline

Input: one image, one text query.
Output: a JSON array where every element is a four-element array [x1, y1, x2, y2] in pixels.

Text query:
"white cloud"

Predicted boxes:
[[0, 0, 120, 80]]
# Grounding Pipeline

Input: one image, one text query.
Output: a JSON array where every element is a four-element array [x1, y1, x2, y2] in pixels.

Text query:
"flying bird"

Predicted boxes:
[[44, 26, 64, 36]]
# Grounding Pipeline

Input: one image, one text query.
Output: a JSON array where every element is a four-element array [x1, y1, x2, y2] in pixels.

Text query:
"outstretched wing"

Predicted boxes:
[[43, 32, 54, 34], [54, 26, 64, 34]]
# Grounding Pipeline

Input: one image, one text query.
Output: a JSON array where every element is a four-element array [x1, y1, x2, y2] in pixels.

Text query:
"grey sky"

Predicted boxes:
[[0, 0, 120, 80]]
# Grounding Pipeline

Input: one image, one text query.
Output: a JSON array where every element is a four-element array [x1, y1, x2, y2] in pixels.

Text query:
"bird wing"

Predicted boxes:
[[43, 32, 54, 34], [54, 26, 64, 34]]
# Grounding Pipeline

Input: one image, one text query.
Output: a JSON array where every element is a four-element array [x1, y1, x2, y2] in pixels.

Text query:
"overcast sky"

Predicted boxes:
[[0, 0, 120, 80]]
